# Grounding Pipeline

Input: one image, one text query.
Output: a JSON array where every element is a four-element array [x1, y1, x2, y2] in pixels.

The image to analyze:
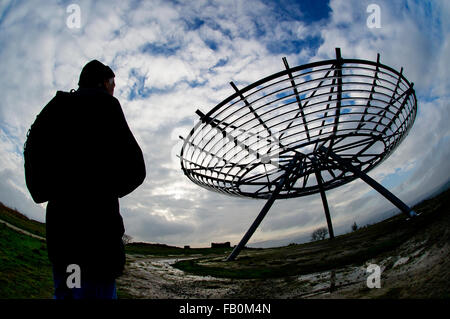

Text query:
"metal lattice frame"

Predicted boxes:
[[179, 48, 418, 260], [180, 49, 417, 199]]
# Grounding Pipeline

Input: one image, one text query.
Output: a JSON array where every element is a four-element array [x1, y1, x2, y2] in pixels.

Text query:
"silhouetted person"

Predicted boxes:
[[27, 60, 146, 299]]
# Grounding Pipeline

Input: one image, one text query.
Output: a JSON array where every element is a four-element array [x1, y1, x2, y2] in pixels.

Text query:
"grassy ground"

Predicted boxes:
[[0, 223, 53, 298], [0, 203, 233, 299], [0, 202, 46, 238]]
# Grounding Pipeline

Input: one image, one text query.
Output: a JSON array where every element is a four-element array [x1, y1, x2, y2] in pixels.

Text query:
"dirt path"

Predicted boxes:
[[0, 218, 45, 241]]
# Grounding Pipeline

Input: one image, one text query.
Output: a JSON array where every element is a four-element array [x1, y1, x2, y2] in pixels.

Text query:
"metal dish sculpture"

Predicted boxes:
[[179, 48, 418, 260]]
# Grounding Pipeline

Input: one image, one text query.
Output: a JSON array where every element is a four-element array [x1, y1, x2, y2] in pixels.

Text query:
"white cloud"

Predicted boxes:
[[0, 0, 448, 249]]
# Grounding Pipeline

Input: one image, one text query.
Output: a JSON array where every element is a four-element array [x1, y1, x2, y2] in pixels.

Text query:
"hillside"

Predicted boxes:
[[0, 221, 52, 298], [0, 202, 46, 239]]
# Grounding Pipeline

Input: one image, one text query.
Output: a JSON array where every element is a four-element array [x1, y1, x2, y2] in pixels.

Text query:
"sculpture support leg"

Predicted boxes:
[[314, 167, 335, 239], [226, 154, 302, 261], [319, 146, 417, 218]]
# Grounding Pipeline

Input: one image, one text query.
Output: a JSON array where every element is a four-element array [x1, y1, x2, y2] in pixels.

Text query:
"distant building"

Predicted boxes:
[[211, 242, 231, 248], [184, 245, 190, 249]]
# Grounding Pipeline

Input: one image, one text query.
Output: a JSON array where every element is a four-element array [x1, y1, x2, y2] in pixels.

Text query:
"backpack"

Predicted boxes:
[[24, 91, 72, 203]]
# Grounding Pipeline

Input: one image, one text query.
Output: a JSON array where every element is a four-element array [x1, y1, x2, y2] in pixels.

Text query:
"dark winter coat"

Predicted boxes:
[[39, 87, 146, 280]]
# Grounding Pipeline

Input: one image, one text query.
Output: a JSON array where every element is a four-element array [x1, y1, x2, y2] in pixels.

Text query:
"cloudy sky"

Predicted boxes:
[[0, 0, 449, 248]]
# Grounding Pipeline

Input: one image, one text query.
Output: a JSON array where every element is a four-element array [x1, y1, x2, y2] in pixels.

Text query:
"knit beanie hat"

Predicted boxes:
[[78, 60, 115, 88]]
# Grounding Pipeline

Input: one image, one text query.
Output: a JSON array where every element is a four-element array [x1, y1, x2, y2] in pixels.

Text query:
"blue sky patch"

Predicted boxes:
[[212, 58, 228, 69], [183, 17, 205, 31], [266, 35, 324, 55], [128, 69, 151, 100], [141, 42, 180, 56], [263, 0, 331, 24], [204, 39, 218, 51]]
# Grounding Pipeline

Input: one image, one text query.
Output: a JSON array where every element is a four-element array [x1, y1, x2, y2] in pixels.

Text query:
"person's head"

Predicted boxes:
[[78, 60, 115, 96]]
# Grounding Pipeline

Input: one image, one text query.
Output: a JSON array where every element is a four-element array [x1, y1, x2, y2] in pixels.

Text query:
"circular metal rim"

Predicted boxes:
[[180, 54, 417, 199]]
